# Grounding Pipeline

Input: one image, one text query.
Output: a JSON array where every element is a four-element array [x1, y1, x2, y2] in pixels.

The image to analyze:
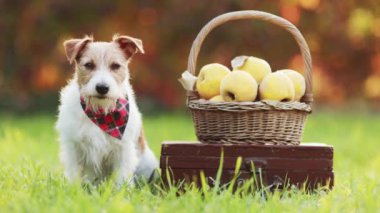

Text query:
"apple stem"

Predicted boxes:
[[227, 92, 235, 101]]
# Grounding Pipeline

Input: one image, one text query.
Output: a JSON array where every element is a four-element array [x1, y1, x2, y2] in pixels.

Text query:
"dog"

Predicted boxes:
[[56, 35, 158, 186]]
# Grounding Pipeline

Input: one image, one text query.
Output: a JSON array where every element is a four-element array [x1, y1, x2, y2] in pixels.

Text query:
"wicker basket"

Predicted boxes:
[[186, 10, 313, 145]]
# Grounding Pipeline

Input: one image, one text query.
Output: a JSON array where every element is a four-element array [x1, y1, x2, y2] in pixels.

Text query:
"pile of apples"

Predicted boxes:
[[196, 56, 306, 102]]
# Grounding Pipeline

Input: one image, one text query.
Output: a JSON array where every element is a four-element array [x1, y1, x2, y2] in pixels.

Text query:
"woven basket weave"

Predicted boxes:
[[186, 10, 313, 145]]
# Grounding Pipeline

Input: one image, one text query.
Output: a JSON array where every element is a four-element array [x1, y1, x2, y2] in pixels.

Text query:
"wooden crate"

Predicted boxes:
[[160, 142, 334, 191]]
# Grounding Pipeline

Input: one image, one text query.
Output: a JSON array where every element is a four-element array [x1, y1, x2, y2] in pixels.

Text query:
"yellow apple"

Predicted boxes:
[[259, 72, 295, 101], [233, 56, 271, 83], [209, 95, 224, 102], [278, 69, 306, 101], [196, 63, 230, 99], [220, 71, 258, 102]]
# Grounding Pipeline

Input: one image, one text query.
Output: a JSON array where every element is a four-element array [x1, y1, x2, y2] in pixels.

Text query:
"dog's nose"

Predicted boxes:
[[96, 84, 109, 95]]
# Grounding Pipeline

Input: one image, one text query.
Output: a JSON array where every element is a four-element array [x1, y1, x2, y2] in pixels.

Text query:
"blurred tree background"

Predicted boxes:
[[1, 0, 380, 113]]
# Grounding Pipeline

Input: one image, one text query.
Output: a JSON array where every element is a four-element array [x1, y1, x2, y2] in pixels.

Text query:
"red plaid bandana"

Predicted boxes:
[[80, 97, 129, 140]]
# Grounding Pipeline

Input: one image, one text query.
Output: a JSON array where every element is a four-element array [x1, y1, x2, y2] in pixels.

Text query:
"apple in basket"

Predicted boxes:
[[232, 56, 272, 84], [278, 69, 306, 101], [196, 63, 230, 99], [209, 95, 224, 102], [220, 71, 258, 102], [259, 71, 295, 101]]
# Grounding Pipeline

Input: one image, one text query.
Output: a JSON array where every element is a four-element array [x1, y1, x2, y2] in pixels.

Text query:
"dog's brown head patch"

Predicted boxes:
[[70, 40, 130, 89], [76, 60, 95, 88]]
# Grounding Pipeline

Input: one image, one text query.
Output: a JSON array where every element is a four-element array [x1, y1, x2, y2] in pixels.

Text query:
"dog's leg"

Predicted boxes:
[[60, 141, 82, 183], [113, 141, 139, 187], [135, 128, 159, 182], [135, 147, 159, 182]]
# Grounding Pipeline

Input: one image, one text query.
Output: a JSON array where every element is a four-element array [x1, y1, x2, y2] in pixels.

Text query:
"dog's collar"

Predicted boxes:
[[80, 96, 129, 140]]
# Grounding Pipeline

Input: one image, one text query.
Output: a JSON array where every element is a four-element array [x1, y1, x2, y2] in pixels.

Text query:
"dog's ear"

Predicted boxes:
[[63, 36, 93, 64], [112, 35, 144, 60]]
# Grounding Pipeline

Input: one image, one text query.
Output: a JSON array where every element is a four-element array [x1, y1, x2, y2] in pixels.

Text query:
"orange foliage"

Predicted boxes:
[[298, 0, 320, 10], [288, 54, 305, 75], [1, 1, 380, 110], [280, 4, 300, 24], [138, 8, 158, 26], [364, 75, 380, 99], [35, 63, 60, 91], [312, 65, 345, 105], [371, 54, 380, 75]]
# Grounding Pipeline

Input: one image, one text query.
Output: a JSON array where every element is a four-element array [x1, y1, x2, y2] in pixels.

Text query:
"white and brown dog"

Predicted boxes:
[[56, 35, 158, 186]]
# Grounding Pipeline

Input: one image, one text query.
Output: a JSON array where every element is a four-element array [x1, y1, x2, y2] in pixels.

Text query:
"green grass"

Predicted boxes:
[[1, 111, 380, 212]]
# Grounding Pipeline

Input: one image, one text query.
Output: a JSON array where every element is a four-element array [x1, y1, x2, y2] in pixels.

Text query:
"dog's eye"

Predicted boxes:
[[110, 63, 121, 70], [84, 62, 95, 70]]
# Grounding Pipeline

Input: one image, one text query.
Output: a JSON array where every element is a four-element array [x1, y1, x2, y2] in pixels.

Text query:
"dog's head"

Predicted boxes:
[[63, 35, 144, 110]]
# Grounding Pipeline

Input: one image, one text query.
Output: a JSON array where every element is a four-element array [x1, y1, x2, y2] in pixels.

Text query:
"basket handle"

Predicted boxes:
[[187, 10, 313, 104]]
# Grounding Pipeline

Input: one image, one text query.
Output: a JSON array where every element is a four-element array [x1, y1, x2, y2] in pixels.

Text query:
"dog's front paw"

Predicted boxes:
[[115, 174, 135, 189]]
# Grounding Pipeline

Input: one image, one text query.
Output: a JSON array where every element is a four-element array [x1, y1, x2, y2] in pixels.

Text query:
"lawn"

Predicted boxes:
[[1, 111, 380, 212]]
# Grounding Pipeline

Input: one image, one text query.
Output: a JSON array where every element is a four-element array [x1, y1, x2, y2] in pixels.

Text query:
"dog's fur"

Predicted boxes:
[[56, 35, 158, 186]]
